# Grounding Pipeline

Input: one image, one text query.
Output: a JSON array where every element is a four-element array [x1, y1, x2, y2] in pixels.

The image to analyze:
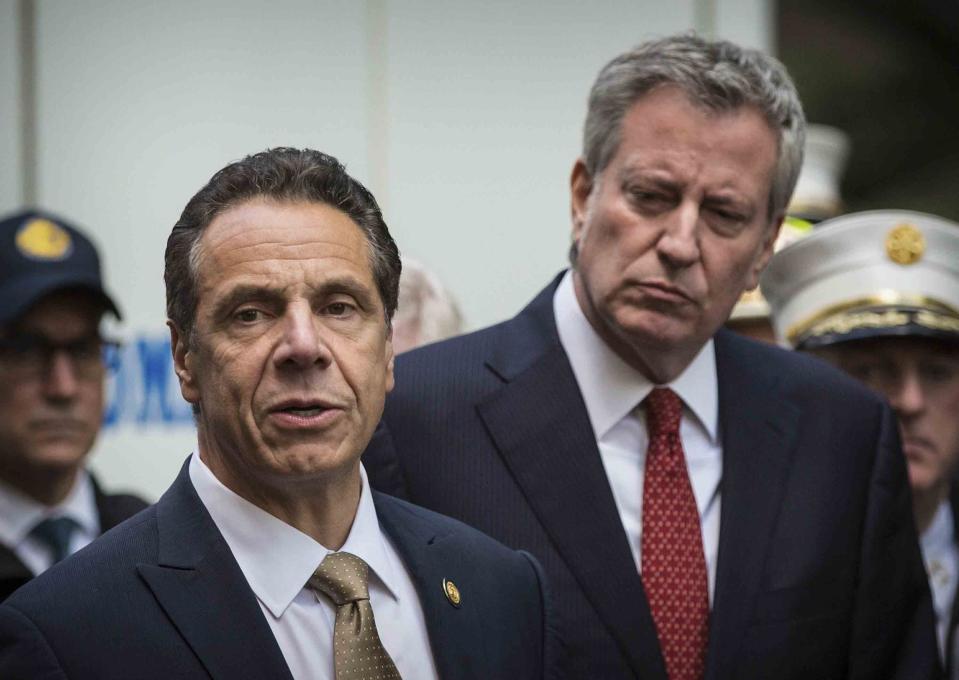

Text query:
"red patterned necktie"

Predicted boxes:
[[641, 387, 709, 680]]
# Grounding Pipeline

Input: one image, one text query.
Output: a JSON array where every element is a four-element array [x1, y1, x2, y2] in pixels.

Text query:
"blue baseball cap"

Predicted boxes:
[[0, 209, 122, 325]]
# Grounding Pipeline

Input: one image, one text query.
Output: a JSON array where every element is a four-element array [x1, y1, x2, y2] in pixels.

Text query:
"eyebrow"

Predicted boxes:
[[210, 285, 286, 321], [209, 277, 379, 320], [620, 166, 756, 206], [703, 194, 753, 212], [319, 276, 379, 311]]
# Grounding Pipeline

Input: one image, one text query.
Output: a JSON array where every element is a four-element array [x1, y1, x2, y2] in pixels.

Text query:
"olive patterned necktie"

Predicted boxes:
[[308, 551, 402, 680]]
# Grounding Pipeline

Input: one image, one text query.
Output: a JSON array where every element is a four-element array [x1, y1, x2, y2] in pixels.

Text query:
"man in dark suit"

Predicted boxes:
[[763, 209, 959, 678], [0, 210, 147, 601], [364, 34, 938, 679], [0, 149, 556, 679]]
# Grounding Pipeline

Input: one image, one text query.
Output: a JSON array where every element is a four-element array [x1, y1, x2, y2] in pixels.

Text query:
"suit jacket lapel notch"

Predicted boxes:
[[478, 277, 667, 680], [706, 330, 801, 679], [138, 461, 293, 680]]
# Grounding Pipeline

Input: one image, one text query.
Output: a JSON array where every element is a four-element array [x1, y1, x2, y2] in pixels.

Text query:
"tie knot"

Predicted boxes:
[[645, 387, 682, 437], [29, 516, 78, 564], [308, 551, 370, 606]]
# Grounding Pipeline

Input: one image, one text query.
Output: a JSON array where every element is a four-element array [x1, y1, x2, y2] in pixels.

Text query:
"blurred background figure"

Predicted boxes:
[[0, 210, 147, 601], [763, 210, 959, 675], [392, 257, 464, 354], [726, 124, 850, 342], [779, 124, 851, 224]]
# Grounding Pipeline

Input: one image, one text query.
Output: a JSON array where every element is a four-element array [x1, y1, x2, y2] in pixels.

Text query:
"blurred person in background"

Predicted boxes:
[[764, 209, 959, 677], [392, 257, 464, 354], [0, 210, 147, 601]]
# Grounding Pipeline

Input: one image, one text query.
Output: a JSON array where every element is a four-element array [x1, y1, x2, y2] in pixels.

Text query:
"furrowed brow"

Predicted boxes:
[[211, 284, 285, 320], [704, 192, 754, 214]]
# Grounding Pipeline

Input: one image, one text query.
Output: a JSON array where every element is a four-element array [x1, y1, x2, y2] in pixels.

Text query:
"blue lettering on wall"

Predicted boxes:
[[103, 332, 194, 428]]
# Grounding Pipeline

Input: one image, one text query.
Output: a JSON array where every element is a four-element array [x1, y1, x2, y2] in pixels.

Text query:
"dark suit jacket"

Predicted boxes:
[[0, 460, 557, 680], [364, 275, 939, 680], [0, 475, 147, 601], [944, 486, 959, 677]]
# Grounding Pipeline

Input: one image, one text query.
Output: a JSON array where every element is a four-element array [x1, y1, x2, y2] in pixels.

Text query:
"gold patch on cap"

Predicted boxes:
[[885, 223, 925, 265], [442, 578, 461, 607], [15, 218, 73, 260]]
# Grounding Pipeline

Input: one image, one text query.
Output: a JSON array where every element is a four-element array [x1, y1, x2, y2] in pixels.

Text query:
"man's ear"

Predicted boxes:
[[168, 320, 200, 405], [384, 328, 395, 393], [745, 213, 784, 291], [570, 158, 594, 243]]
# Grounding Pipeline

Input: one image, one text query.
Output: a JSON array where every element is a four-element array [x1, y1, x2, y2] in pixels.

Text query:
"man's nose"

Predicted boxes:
[[42, 350, 81, 401], [656, 202, 701, 267], [274, 304, 333, 368], [889, 371, 924, 417]]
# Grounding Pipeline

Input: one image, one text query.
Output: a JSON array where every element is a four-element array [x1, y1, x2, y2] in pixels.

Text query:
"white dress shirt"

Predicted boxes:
[[920, 499, 959, 667], [189, 454, 439, 680], [0, 472, 100, 575], [554, 271, 723, 603]]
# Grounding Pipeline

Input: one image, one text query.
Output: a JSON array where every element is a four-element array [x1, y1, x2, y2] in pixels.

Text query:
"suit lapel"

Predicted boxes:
[[477, 280, 666, 680], [137, 462, 293, 680], [374, 493, 491, 680], [705, 330, 801, 680]]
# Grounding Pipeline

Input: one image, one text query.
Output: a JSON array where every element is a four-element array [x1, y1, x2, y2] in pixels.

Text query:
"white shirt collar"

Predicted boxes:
[[189, 454, 399, 619], [0, 471, 100, 549], [553, 270, 718, 441], [921, 499, 955, 555]]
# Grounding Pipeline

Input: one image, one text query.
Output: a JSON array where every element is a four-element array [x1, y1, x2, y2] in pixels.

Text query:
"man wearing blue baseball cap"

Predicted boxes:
[[0, 209, 147, 601], [763, 209, 959, 677]]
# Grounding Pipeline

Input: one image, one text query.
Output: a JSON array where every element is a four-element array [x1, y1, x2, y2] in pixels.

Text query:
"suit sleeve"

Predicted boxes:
[[0, 603, 68, 680], [847, 402, 942, 679], [519, 550, 568, 680]]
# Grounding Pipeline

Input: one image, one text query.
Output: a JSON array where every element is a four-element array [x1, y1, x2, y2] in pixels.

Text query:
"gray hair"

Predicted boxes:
[[583, 32, 806, 221], [165, 147, 401, 342]]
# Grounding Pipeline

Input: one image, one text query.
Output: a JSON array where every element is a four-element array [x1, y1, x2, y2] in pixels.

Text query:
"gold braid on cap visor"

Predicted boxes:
[[787, 293, 959, 347]]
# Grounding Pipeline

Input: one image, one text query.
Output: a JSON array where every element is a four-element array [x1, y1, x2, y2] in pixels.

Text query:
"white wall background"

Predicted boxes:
[[0, 0, 772, 500]]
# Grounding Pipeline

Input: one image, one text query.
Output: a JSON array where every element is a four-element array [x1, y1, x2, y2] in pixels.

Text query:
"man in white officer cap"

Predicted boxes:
[[763, 209, 959, 676]]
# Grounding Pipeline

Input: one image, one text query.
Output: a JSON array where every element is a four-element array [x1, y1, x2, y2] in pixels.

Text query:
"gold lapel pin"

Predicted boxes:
[[442, 578, 461, 607]]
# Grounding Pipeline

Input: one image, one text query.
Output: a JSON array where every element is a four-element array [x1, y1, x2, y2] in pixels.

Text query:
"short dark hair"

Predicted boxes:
[[165, 148, 401, 340]]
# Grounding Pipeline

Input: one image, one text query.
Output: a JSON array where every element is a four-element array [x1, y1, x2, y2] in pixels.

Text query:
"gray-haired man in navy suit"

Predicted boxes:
[[364, 33, 938, 679]]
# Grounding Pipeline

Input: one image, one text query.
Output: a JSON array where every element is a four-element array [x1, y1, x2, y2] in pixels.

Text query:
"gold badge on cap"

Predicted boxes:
[[885, 223, 925, 266], [15, 218, 73, 260], [442, 578, 461, 607]]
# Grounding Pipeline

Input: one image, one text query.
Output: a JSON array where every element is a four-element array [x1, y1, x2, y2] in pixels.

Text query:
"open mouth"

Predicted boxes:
[[279, 405, 327, 417], [269, 399, 342, 428]]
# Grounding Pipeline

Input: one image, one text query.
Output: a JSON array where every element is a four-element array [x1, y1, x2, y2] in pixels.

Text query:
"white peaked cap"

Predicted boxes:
[[761, 210, 959, 349]]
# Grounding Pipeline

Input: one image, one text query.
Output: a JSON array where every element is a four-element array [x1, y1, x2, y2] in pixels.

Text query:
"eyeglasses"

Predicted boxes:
[[0, 332, 120, 380]]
